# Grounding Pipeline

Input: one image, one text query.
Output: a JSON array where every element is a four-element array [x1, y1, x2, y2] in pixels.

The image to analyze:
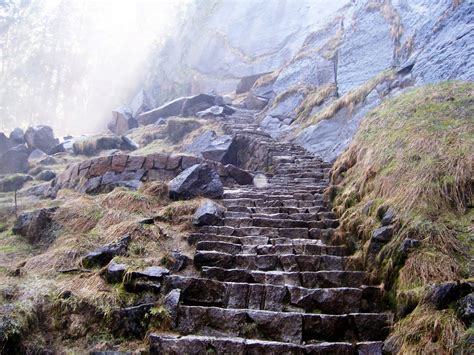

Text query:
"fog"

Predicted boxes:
[[0, 0, 189, 136]]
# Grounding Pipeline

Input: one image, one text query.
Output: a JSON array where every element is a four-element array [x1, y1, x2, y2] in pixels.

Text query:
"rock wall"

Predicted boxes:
[[51, 153, 253, 195]]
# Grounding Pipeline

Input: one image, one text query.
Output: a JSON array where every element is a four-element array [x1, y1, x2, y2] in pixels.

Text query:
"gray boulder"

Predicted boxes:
[[24, 125, 59, 154], [36, 170, 56, 181], [186, 130, 218, 154], [137, 96, 188, 125], [0, 145, 29, 174], [82, 235, 131, 268], [168, 163, 224, 200], [9, 128, 24, 145], [0, 133, 11, 154], [201, 135, 236, 164], [0, 174, 32, 192], [108, 106, 138, 135], [163, 289, 181, 327], [28, 149, 49, 164], [12, 207, 58, 245], [181, 93, 218, 116], [193, 200, 226, 226], [104, 260, 128, 284], [129, 88, 154, 117], [73, 135, 138, 156], [197, 106, 225, 118]]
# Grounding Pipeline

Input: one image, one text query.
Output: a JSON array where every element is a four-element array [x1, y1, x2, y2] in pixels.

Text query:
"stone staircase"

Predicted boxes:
[[149, 109, 393, 354]]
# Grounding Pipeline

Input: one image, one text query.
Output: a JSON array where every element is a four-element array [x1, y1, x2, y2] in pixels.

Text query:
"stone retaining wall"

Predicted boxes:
[[51, 152, 252, 195]]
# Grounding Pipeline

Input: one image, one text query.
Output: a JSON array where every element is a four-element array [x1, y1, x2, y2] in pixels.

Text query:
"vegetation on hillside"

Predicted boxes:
[[328, 81, 473, 353]]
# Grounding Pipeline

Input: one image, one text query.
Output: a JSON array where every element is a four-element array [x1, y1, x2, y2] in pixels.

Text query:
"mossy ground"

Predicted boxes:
[[329, 81, 473, 352]]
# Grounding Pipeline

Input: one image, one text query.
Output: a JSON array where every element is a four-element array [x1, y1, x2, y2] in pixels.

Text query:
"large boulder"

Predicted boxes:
[[181, 93, 218, 116], [73, 136, 138, 156], [24, 125, 59, 154], [168, 163, 224, 200], [0, 145, 29, 174], [193, 200, 225, 226], [201, 135, 237, 164], [12, 207, 58, 245], [137, 97, 188, 125], [108, 106, 138, 135], [186, 130, 218, 154], [129, 88, 154, 117], [0, 174, 32, 192], [244, 93, 269, 110], [236, 72, 271, 94]]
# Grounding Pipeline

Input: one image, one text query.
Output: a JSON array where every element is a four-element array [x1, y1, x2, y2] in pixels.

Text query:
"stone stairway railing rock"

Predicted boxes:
[[148, 109, 393, 354], [48, 152, 253, 196]]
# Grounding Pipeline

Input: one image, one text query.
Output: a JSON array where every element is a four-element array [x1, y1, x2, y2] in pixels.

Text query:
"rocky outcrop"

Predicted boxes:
[[12, 207, 58, 245], [82, 235, 131, 268], [108, 106, 138, 135], [0, 145, 30, 174]]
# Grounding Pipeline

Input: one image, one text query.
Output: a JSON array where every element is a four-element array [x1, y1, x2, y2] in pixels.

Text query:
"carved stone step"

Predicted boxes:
[[149, 334, 384, 355], [163, 275, 385, 314], [201, 267, 369, 288], [174, 306, 392, 343], [194, 251, 346, 271]]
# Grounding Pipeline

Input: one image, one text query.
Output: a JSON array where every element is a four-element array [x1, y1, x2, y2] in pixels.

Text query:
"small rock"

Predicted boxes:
[[382, 207, 396, 226], [82, 235, 131, 268], [36, 170, 56, 181], [196, 105, 225, 118], [168, 163, 224, 200], [456, 293, 474, 327], [24, 125, 59, 154], [372, 226, 394, 243], [163, 289, 181, 327], [12, 207, 58, 245], [169, 251, 190, 272], [193, 200, 225, 226], [110, 303, 155, 338], [0, 174, 32, 192], [399, 238, 420, 256], [104, 260, 128, 284], [425, 281, 473, 310]]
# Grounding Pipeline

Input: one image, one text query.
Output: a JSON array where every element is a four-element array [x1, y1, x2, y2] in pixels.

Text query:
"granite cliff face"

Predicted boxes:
[[147, 0, 473, 161]]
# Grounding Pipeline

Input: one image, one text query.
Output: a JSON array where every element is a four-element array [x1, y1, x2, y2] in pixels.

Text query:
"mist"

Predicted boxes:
[[0, 0, 189, 136]]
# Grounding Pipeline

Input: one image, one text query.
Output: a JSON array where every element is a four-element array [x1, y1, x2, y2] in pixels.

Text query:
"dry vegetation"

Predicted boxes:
[[328, 81, 473, 352], [366, 0, 403, 48], [0, 180, 202, 352]]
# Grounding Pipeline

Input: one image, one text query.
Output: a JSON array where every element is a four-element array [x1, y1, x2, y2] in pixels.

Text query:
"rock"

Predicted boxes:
[[137, 96, 188, 125], [186, 130, 218, 155], [121, 136, 139, 151], [192, 200, 225, 226], [82, 235, 131, 268], [166, 119, 201, 144], [168, 163, 224, 200], [181, 93, 218, 117], [9, 128, 24, 145], [381, 208, 396, 226], [201, 135, 236, 163], [222, 95, 233, 105], [36, 170, 56, 182], [244, 93, 268, 110], [225, 164, 253, 185], [24, 125, 59, 154], [0, 133, 11, 154], [163, 289, 181, 327], [399, 239, 420, 256], [108, 106, 138, 135], [372, 226, 394, 243], [196, 105, 225, 118], [28, 149, 49, 164], [110, 303, 154, 338], [12, 207, 58, 245], [0, 174, 32, 192], [425, 281, 473, 310], [0, 145, 29, 174], [125, 266, 170, 293], [104, 260, 128, 284], [236, 72, 270, 94], [456, 293, 474, 327], [169, 251, 190, 272]]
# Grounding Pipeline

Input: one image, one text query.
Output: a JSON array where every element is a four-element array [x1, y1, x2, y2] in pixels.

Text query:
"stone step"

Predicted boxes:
[[195, 240, 348, 256], [198, 225, 336, 239], [201, 267, 369, 288], [222, 198, 324, 209], [225, 206, 326, 214], [194, 251, 346, 271], [149, 334, 384, 355], [175, 306, 392, 343], [221, 217, 339, 229], [163, 275, 385, 314], [222, 191, 324, 200]]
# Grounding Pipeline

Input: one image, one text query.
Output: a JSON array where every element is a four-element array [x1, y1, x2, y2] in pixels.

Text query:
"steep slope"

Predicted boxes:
[[328, 81, 473, 353]]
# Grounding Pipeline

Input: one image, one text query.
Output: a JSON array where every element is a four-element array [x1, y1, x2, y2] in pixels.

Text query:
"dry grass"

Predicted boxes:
[[253, 70, 281, 90], [329, 81, 473, 354], [303, 70, 395, 127], [295, 83, 337, 120], [318, 27, 344, 60], [385, 304, 467, 354], [366, 0, 403, 47]]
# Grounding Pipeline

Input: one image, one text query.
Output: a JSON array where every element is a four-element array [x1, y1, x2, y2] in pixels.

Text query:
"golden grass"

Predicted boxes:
[[295, 83, 337, 120], [366, 0, 403, 46], [385, 304, 466, 354]]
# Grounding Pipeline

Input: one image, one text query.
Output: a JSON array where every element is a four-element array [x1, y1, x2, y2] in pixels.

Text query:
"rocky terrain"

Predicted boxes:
[[0, 0, 473, 354]]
